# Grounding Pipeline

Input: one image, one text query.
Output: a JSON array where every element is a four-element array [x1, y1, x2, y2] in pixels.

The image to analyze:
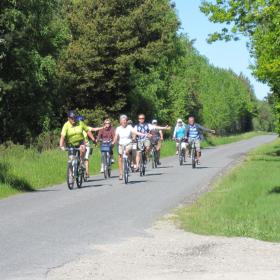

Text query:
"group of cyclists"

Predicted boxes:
[[59, 111, 215, 182]]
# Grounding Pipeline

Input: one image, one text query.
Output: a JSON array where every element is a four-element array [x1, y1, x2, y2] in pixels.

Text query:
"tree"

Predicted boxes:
[[59, 0, 179, 118], [0, 0, 70, 143], [200, 0, 279, 132]]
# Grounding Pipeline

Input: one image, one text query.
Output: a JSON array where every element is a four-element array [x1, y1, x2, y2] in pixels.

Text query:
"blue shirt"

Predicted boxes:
[[188, 124, 200, 139], [174, 126, 186, 139]]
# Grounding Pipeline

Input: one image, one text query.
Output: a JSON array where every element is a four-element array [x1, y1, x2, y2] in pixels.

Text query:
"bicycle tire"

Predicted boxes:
[[124, 158, 129, 184], [191, 148, 196, 169], [102, 152, 108, 179], [67, 163, 75, 190], [76, 167, 83, 188], [107, 152, 112, 178]]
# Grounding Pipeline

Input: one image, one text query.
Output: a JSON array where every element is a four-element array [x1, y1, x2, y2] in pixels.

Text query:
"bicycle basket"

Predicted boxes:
[[101, 143, 111, 152]]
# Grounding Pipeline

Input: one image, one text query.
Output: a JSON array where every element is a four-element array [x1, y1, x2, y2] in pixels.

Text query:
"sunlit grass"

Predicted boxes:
[[176, 138, 280, 242]]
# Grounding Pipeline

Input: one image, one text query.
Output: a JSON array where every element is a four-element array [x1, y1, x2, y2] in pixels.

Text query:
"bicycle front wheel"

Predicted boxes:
[[76, 168, 83, 188], [123, 158, 129, 184], [67, 163, 75, 190], [102, 152, 108, 179]]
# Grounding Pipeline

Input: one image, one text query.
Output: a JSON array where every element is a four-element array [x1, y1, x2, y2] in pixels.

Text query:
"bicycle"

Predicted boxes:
[[138, 140, 147, 176], [176, 138, 186, 166], [100, 140, 112, 179], [189, 139, 198, 169], [65, 147, 86, 190], [150, 139, 159, 169]]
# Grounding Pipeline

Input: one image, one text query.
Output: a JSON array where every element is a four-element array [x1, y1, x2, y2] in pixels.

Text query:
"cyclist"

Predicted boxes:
[[97, 119, 115, 173], [172, 118, 187, 156], [150, 119, 163, 165], [185, 115, 215, 165], [112, 115, 147, 180], [75, 115, 102, 178], [59, 111, 96, 166], [134, 114, 170, 171]]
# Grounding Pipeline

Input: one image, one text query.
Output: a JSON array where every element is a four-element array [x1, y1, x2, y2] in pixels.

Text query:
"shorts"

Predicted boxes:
[[84, 145, 91, 160], [176, 142, 187, 150], [118, 144, 133, 155], [137, 139, 151, 150], [188, 139, 201, 152]]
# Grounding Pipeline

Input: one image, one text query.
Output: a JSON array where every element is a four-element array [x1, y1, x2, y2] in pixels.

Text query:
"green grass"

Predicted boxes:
[[0, 131, 267, 199], [176, 138, 280, 242]]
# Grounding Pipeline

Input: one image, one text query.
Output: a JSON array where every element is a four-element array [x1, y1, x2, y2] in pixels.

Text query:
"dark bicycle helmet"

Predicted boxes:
[[67, 110, 77, 119], [76, 115, 85, 122]]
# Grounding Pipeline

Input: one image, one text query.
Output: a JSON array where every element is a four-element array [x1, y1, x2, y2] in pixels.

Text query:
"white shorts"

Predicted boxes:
[[85, 146, 91, 160], [176, 142, 187, 150]]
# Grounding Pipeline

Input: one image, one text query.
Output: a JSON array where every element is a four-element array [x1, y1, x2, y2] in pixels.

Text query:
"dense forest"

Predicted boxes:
[[0, 0, 273, 145]]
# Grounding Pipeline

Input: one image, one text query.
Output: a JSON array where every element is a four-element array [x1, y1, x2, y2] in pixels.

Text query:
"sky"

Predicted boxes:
[[174, 0, 270, 100]]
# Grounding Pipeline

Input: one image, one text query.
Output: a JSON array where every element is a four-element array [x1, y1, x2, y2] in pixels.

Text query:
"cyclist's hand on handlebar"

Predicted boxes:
[[165, 125, 171, 130], [211, 130, 216, 134], [60, 146, 65, 151]]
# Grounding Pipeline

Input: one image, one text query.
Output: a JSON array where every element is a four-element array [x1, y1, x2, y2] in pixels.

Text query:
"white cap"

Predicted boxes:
[[177, 118, 183, 123], [152, 119, 157, 124], [120, 114, 128, 120]]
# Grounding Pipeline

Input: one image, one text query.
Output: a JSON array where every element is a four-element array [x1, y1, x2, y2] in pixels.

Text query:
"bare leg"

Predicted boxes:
[[85, 160, 89, 176]]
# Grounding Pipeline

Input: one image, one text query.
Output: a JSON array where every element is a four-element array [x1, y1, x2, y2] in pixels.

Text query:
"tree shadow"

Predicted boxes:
[[0, 163, 35, 192], [268, 186, 280, 194]]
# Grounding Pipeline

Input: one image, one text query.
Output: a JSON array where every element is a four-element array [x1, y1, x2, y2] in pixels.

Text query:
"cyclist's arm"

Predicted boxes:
[[196, 124, 215, 133], [159, 130, 163, 141], [87, 130, 96, 142], [112, 130, 119, 145], [59, 135, 65, 150], [154, 125, 170, 131], [96, 129, 102, 142], [90, 126, 103, 132], [132, 128, 146, 137]]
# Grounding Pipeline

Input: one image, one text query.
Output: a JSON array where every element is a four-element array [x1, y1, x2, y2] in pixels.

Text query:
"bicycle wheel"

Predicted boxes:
[[124, 158, 129, 184], [76, 166, 83, 188], [67, 162, 75, 190], [102, 152, 108, 179], [191, 148, 196, 169], [107, 153, 111, 178]]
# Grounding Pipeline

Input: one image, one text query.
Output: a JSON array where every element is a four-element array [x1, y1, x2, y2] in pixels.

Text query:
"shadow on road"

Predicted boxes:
[[128, 180, 148, 185], [268, 186, 280, 194], [157, 165, 174, 169], [0, 163, 35, 192], [145, 173, 163, 177]]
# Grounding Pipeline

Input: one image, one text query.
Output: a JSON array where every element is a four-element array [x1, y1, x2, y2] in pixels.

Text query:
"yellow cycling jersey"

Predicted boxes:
[[61, 121, 90, 146]]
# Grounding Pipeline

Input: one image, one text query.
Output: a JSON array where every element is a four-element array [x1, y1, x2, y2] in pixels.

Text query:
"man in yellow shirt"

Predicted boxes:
[[59, 111, 96, 162]]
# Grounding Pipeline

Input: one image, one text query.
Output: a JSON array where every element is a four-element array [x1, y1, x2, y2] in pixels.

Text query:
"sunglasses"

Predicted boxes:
[[105, 122, 110, 125], [139, 117, 145, 120]]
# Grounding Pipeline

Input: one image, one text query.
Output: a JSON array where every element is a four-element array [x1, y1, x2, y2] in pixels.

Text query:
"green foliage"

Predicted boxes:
[[0, 0, 260, 144], [0, 0, 70, 143], [200, 0, 279, 132]]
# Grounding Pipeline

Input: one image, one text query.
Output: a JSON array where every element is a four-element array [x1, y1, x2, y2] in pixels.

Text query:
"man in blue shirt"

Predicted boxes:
[[185, 115, 215, 165]]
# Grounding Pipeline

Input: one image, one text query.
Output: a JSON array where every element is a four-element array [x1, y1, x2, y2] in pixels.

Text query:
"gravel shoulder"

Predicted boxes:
[[47, 219, 280, 280]]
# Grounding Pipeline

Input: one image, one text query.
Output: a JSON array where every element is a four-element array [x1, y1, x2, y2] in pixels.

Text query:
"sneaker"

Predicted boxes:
[[119, 175, 123, 180], [157, 161, 161, 165], [176, 151, 178, 155], [111, 158, 115, 164], [197, 160, 201, 165]]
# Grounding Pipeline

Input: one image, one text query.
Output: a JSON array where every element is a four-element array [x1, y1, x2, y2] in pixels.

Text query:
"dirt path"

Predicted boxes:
[[47, 220, 280, 280]]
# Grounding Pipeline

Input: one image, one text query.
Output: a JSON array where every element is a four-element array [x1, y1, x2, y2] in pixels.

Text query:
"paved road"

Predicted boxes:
[[0, 135, 276, 280]]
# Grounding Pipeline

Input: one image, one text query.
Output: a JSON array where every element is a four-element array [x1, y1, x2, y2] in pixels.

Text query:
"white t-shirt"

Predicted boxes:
[[116, 125, 134, 145]]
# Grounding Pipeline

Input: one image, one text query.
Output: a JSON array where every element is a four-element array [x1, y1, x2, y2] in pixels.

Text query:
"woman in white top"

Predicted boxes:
[[113, 115, 146, 180]]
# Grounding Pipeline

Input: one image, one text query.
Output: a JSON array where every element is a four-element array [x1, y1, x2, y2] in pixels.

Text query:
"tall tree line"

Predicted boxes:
[[0, 0, 259, 144]]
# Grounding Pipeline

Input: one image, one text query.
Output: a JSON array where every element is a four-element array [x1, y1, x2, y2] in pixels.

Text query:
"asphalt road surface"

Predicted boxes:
[[0, 135, 276, 280]]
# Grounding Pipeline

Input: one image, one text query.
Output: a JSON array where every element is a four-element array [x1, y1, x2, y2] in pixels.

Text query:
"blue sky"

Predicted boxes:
[[174, 0, 270, 100]]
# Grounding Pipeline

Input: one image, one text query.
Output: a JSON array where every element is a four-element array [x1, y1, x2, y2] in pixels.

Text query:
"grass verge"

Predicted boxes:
[[0, 131, 267, 199], [176, 138, 280, 242]]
